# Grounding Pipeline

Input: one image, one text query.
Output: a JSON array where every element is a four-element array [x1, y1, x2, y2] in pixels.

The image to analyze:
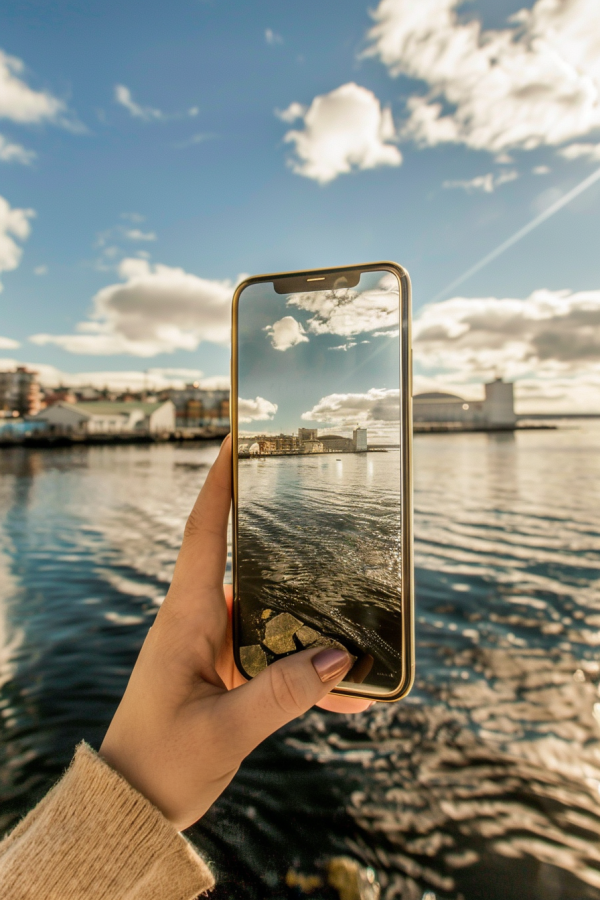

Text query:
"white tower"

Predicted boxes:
[[484, 378, 516, 427], [353, 426, 368, 451]]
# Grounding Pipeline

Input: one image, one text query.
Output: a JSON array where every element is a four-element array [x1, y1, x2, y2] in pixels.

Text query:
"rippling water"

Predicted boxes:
[[1, 427, 600, 899], [237, 452, 403, 688]]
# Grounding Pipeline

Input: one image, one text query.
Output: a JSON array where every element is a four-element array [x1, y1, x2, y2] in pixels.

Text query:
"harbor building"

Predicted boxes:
[[413, 378, 516, 430], [353, 427, 368, 451], [169, 386, 229, 428], [298, 427, 317, 442], [0, 367, 42, 417], [319, 434, 355, 452], [33, 400, 175, 435]]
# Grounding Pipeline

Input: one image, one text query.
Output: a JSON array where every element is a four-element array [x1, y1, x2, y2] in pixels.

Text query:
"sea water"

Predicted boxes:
[[1, 425, 600, 899]]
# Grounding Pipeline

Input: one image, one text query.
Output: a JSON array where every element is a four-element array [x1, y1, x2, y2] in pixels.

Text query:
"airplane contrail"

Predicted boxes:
[[430, 165, 600, 304]]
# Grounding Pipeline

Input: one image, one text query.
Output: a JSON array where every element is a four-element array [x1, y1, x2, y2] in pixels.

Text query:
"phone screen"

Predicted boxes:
[[234, 267, 406, 695]]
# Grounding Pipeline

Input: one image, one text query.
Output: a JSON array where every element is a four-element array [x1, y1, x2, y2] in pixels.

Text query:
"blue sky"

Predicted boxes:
[[237, 272, 401, 438], [1, 0, 600, 411]]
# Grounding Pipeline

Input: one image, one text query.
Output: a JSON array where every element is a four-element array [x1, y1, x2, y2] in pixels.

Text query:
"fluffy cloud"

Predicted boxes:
[[0, 195, 35, 288], [0, 49, 65, 123], [0, 358, 228, 392], [287, 273, 399, 338], [0, 134, 35, 165], [265, 316, 309, 351], [365, 0, 600, 154], [413, 287, 600, 411], [278, 82, 402, 183], [443, 170, 518, 193], [559, 142, 600, 162], [302, 388, 400, 425], [0, 336, 20, 349], [30, 258, 236, 356], [238, 396, 278, 423]]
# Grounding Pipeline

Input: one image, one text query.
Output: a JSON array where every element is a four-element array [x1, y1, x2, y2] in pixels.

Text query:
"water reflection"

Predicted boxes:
[[0, 429, 600, 899]]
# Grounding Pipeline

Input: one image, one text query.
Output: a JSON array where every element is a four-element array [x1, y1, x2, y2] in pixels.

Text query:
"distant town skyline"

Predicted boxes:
[[1, 0, 599, 413]]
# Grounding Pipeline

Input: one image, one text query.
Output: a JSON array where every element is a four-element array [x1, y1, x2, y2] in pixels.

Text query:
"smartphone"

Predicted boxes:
[[231, 262, 413, 702]]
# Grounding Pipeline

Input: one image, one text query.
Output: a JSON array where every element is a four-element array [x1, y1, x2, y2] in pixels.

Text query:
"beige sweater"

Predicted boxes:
[[0, 743, 214, 899]]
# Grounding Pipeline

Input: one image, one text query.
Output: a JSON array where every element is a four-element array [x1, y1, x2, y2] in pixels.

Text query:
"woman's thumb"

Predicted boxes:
[[221, 647, 353, 755]]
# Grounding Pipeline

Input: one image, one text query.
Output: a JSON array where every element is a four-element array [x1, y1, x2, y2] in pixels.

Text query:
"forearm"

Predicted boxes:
[[0, 743, 214, 900]]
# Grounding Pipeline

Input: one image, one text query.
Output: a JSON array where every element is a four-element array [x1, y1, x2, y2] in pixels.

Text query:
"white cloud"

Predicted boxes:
[[265, 28, 283, 45], [114, 85, 199, 123], [413, 287, 600, 411], [278, 82, 402, 183], [533, 165, 551, 175], [33, 265, 47, 275], [0, 195, 35, 289], [30, 258, 236, 356], [115, 85, 164, 121], [123, 228, 157, 241], [302, 387, 400, 425], [0, 134, 35, 165], [0, 336, 20, 349], [365, 0, 600, 154], [238, 396, 278, 423], [265, 316, 309, 351], [558, 142, 600, 162], [0, 359, 228, 392], [0, 49, 65, 123], [442, 170, 518, 193], [287, 273, 399, 338], [275, 101, 306, 124]]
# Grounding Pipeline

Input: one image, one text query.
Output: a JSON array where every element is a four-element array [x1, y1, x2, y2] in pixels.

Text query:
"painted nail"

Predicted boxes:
[[312, 648, 352, 683]]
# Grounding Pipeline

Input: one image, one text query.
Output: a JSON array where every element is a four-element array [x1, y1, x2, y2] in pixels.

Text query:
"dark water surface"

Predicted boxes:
[[237, 451, 402, 689], [1, 427, 600, 899]]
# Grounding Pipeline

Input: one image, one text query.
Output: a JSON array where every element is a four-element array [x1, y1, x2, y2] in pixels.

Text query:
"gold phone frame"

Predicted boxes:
[[230, 261, 414, 702]]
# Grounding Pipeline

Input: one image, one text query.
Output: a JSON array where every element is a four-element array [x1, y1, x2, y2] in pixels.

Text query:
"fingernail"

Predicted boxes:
[[312, 648, 352, 683]]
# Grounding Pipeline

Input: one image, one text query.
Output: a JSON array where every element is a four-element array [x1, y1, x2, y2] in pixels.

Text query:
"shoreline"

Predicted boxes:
[[0, 426, 229, 449]]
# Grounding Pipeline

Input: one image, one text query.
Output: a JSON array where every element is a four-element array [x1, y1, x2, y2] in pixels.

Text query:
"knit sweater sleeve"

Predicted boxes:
[[0, 742, 215, 900]]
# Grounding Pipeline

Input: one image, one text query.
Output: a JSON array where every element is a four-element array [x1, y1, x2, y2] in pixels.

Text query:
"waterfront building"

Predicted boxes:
[[33, 400, 175, 435], [353, 427, 368, 451], [319, 434, 355, 452], [298, 427, 318, 442], [301, 439, 324, 453], [0, 367, 42, 417], [413, 378, 515, 429], [169, 385, 229, 428]]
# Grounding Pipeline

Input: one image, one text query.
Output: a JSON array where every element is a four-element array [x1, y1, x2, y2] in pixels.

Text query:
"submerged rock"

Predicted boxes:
[[263, 612, 303, 654], [240, 644, 267, 677], [327, 857, 380, 900], [297, 625, 356, 660]]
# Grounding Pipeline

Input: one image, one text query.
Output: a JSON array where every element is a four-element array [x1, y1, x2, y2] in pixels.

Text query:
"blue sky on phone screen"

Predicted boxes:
[[1, 0, 599, 412]]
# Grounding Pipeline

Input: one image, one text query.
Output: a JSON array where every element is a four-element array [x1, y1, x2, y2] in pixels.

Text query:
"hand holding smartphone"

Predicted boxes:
[[231, 263, 414, 702]]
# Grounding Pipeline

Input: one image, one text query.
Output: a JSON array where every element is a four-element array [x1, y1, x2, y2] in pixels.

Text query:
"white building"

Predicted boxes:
[[413, 379, 515, 428], [34, 401, 175, 435], [353, 427, 368, 451]]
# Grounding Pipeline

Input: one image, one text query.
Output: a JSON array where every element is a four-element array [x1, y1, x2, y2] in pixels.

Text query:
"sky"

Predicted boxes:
[[237, 271, 401, 439], [1, 0, 600, 412]]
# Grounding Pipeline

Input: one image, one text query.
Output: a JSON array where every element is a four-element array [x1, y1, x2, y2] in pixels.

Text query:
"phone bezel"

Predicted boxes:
[[231, 261, 414, 702]]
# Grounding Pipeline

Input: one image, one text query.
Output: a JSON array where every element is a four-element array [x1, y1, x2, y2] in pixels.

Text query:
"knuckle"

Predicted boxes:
[[269, 663, 310, 718]]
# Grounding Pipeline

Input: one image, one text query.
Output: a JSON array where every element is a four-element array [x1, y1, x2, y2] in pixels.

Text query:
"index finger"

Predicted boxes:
[[173, 435, 232, 591]]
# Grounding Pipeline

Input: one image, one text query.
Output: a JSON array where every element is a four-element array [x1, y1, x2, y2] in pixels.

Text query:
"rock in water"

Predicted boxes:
[[263, 613, 303, 654], [240, 644, 267, 677], [296, 626, 357, 661], [327, 857, 380, 900], [296, 625, 322, 647]]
